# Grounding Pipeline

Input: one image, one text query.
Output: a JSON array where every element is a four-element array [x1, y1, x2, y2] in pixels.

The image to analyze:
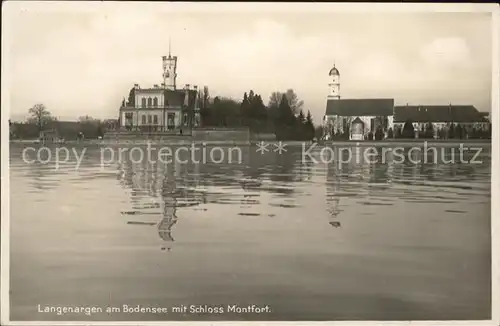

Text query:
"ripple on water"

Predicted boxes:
[[8, 144, 492, 321]]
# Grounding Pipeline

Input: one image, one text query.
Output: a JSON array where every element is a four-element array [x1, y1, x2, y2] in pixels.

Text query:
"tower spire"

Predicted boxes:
[[168, 36, 171, 58]]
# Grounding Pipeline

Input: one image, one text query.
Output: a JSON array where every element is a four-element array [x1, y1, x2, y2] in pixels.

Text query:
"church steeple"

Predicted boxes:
[[328, 62, 340, 100], [168, 36, 171, 58]]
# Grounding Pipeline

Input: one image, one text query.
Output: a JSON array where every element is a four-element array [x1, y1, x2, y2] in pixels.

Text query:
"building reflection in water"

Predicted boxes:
[[326, 160, 342, 229], [118, 152, 205, 251], [159, 165, 179, 251]]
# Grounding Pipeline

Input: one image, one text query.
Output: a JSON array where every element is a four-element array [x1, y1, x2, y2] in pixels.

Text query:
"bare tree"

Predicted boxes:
[[284, 89, 304, 115], [268, 89, 304, 115], [78, 115, 100, 124], [268, 92, 283, 108], [27, 104, 56, 131]]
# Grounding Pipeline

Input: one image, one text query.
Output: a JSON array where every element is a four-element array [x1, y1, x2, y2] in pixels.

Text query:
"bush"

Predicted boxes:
[[401, 120, 415, 138]]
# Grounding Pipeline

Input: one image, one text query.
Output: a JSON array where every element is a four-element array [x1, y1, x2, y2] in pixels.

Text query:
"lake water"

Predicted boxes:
[[8, 143, 491, 321]]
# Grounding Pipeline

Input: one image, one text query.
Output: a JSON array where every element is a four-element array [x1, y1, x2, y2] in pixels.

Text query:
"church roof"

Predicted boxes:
[[394, 105, 489, 123], [325, 98, 394, 116], [351, 117, 364, 124], [329, 66, 340, 76]]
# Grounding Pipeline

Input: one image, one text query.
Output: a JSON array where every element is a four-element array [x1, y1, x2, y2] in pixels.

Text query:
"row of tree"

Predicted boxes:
[[392, 120, 491, 139], [9, 104, 105, 140], [323, 118, 491, 141], [12, 88, 318, 141], [198, 88, 315, 140]]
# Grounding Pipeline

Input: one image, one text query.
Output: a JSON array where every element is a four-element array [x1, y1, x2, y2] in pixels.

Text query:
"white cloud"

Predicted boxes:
[[4, 8, 492, 122]]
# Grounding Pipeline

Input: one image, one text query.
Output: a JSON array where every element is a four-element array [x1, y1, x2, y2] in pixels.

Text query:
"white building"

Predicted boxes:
[[323, 64, 394, 140], [322, 64, 489, 140], [119, 51, 201, 131]]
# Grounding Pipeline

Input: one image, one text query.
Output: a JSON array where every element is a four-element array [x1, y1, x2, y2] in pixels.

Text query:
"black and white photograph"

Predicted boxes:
[[1, 2, 499, 325]]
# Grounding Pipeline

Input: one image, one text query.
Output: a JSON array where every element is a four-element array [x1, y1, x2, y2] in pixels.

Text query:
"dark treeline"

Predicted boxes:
[[10, 104, 106, 140], [199, 88, 315, 141], [390, 120, 491, 140]]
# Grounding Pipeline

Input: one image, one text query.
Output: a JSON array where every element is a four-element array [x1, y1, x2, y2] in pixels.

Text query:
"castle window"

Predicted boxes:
[[147, 97, 153, 107], [148, 115, 152, 124], [153, 97, 158, 107], [142, 98, 146, 108], [142, 115, 146, 124], [153, 115, 158, 124]]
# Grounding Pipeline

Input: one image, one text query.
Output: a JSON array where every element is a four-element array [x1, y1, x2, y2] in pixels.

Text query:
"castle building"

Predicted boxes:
[[323, 64, 490, 140], [119, 48, 201, 131]]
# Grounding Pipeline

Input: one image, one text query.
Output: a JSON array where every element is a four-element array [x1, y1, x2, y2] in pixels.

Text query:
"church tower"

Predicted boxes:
[[162, 39, 177, 90], [328, 64, 340, 100]]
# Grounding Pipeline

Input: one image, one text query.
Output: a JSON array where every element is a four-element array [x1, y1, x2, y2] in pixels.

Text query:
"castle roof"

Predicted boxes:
[[325, 98, 394, 116]]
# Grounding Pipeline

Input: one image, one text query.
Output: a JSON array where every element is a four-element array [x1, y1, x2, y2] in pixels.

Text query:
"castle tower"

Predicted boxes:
[[162, 39, 177, 90], [328, 63, 340, 100]]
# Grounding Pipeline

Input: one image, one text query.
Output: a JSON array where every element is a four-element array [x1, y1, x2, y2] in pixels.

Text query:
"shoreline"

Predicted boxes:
[[9, 139, 492, 147]]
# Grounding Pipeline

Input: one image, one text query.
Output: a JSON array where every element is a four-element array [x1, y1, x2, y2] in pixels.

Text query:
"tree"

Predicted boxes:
[[284, 89, 304, 115], [395, 126, 402, 138], [248, 94, 268, 132], [199, 86, 211, 127], [274, 94, 296, 140], [96, 122, 104, 138], [268, 92, 283, 108], [240, 92, 250, 126], [425, 122, 434, 139], [78, 115, 98, 123], [456, 124, 463, 139], [387, 127, 394, 139], [401, 120, 415, 138], [268, 89, 303, 116], [315, 125, 325, 140], [297, 110, 306, 125], [448, 123, 455, 139], [127, 87, 135, 106], [277, 94, 295, 126], [305, 110, 315, 140], [209, 97, 240, 127], [27, 104, 56, 132], [375, 126, 384, 140]]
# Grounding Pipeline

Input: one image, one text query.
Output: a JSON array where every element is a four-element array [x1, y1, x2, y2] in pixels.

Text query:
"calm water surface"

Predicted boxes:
[[9, 143, 491, 321]]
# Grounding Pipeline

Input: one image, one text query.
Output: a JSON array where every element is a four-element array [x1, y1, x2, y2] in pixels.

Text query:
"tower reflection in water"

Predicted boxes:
[[119, 154, 203, 251], [159, 166, 179, 251], [325, 152, 344, 229]]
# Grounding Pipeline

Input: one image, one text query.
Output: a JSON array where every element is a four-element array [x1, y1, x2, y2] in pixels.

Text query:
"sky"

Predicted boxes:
[[3, 2, 495, 122]]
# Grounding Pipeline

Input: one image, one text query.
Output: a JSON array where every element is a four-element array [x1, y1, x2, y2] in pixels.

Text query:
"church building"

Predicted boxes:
[[323, 64, 490, 140], [119, 49, 201, 132], [323, 65, 395, 140]]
